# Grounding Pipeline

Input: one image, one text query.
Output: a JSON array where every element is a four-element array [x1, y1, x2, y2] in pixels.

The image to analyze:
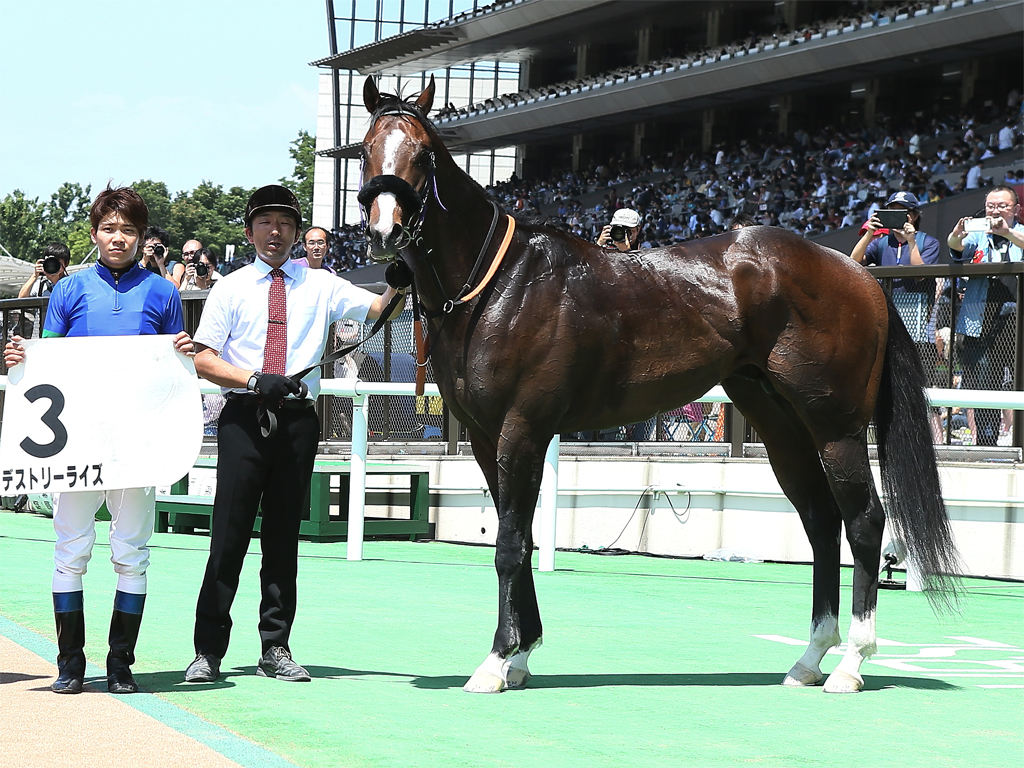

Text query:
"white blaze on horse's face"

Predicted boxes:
[[368, 125, 415, 242]]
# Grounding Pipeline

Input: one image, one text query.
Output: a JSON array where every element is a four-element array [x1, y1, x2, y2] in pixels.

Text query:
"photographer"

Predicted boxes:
[[850, 192, 939, 268], [948, 186, 1024, 259], [596, 208, 642, 251], [18, 242, 70, 298], [139, 226, 173, 281], [947, 186, 1024, 446], [178, 247, 220, 292]]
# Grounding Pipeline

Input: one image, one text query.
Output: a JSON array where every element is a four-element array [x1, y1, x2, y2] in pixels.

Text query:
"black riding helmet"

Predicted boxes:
[[244, 185, 302, 228]]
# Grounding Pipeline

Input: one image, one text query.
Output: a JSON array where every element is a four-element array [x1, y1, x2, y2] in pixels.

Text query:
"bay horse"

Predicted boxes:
[[358, 75, 960, 694]]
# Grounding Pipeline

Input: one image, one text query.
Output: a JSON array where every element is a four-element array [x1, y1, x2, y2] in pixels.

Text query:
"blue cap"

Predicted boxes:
[[885, 191, 920, 210]]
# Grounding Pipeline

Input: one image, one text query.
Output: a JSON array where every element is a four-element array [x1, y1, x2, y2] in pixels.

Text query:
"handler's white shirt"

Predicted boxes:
[[194, 257, 375, 399]]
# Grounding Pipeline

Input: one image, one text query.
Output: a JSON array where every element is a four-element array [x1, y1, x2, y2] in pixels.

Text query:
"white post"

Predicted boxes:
[[905, 554, 924, 592], [538, 434, 560, 572], [347, 394, 368, 562]]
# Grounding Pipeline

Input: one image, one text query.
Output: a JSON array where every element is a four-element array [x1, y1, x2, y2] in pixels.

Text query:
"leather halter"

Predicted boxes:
[[359, 102, 518, 391]]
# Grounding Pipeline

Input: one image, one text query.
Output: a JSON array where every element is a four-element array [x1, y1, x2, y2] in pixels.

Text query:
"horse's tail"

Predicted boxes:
[[874, 292, 962, 611]]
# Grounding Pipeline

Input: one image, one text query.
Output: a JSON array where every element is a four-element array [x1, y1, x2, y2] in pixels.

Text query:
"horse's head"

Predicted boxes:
[[359, 75, 436, 262]]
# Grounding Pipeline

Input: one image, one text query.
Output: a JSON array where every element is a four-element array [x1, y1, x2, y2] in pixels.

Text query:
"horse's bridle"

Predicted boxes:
[[357, 103, 446, 253], [358, 101, 516, 370]]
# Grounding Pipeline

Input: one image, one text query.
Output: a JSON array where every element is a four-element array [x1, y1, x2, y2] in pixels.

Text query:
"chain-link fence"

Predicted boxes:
[[3, 262, 1021, 453]]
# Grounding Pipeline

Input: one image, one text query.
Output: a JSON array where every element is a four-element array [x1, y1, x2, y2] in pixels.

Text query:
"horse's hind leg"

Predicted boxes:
[[723, 377, 843, 686], [463, 425, 546, 693], [819, 434, 885, 693]]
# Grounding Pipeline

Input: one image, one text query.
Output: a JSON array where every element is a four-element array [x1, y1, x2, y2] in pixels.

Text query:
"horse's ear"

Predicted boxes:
[[414, 74, 435, 115], [363, 76, 380, 114]]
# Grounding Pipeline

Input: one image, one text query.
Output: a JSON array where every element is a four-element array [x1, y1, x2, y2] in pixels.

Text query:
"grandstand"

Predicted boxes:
[[311, 0, 1022, 239]]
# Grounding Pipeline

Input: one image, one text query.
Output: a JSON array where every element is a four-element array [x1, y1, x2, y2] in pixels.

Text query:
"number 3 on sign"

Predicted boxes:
[[0, 336, 203, 493], [20, 384, 68, 459]]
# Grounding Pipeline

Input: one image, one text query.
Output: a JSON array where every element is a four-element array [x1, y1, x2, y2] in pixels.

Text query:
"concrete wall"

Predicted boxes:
[[364, 455, 1023, 581]]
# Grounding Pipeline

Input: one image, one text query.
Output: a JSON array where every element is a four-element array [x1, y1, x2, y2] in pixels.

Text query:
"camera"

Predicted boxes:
[[184, 251, 209, 278], [42, 256, 63, 275], [151, 243, 166, 258], [964, 217, 991, 234], [610, 225, 627, 243], [874, 209, 909, 230]]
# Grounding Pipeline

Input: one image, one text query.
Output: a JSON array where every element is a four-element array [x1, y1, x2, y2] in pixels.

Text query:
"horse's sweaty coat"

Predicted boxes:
[[358, 75, 961, 695]]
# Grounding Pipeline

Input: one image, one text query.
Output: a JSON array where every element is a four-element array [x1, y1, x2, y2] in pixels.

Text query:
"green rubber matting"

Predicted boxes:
[[1, 509, 1021, 768]]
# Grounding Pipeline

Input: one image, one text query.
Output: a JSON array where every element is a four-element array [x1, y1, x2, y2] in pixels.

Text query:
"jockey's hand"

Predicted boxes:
[[173, 331, 195, 357], [4, 335, 25, 368]]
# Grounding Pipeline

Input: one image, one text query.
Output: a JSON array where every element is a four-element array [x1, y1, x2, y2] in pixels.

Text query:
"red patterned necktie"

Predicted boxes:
[[263, 268, 287, 375]]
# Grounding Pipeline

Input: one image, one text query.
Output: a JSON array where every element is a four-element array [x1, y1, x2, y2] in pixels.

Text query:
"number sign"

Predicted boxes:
[[0, 336, 203, 493]]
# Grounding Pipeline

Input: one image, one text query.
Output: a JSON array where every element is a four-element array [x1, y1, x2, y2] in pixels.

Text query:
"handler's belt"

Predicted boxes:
[[227, 393, 315, 410]]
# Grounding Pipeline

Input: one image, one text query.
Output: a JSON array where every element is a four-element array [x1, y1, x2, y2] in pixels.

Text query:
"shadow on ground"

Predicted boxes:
[[407, 671, 959, 691]]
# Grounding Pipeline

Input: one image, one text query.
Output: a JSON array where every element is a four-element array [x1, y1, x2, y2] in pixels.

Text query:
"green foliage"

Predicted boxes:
[[1, 131, 304, 264], [279, 129, 316, 229], [0, 190, 44, 260], [128, 178, 253, 259], [132, 179, 173, 229]]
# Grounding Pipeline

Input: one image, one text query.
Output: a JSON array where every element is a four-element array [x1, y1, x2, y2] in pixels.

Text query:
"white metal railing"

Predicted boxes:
[[4, 378, 1024, 567]]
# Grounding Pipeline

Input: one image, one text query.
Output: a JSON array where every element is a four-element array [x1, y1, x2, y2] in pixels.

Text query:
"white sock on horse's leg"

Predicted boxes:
[[463, 652, 513, 693], [504, 646, 535, 689], [824, 611, 876, 693], [462, 637, 541, 693], [783, 615, 840, 686]]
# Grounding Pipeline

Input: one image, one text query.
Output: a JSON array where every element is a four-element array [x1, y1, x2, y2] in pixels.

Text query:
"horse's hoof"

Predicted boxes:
[[782, 662, 823, 687], [462, 670, 506, 693], [823, 670, 863, 694], [463, 653, 509, 693]]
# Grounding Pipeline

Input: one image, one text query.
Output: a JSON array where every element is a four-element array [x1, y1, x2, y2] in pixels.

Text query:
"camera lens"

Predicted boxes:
[[152, 244, 165, 257], [42, 256, 63, 275], [610, 225, 626, 242], [195, 263, 209, 278]]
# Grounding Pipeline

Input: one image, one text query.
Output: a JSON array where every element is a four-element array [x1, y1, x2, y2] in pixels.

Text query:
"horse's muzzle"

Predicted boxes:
[[366, 226, 407, 262]]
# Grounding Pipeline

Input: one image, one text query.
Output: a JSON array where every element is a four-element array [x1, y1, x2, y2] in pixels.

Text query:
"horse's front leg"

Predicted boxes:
[[464, 428, 547, 693]]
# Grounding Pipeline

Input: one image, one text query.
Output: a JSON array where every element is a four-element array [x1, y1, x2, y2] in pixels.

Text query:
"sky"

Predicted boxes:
[[0, 0, 329, 202]]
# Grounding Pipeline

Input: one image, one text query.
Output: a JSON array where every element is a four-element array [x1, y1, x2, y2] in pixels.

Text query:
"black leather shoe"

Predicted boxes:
[[256, 647, 310, 682], [107, 667, 138, 694], [51, 671, 84, 694], [184, 653, 221, 683]]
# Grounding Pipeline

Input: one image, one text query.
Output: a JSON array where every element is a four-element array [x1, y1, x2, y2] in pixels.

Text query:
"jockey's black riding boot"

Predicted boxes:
[[106, 591, 145, 694], [52, 591, 86, 694]]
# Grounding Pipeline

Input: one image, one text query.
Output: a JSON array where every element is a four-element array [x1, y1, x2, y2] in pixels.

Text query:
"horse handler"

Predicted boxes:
[[4, 186, 194, 695], [184, 185, 406, 684]]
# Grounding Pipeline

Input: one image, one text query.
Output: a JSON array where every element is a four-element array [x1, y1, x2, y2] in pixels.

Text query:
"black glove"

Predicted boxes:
[[253, 373, 302, 404], [385, 259, 413, 290]]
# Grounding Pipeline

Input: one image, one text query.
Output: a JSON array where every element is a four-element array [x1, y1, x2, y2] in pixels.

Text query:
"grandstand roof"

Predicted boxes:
[[319, 0, 1023, 159], [311, 0, 634, 75]]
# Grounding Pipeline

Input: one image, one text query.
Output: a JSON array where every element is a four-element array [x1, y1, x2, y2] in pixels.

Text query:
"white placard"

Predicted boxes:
[[0, 336, 203, 493]]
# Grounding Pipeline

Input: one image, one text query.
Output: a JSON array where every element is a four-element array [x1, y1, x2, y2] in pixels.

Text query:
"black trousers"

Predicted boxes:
[[193, 397, 320, 658]]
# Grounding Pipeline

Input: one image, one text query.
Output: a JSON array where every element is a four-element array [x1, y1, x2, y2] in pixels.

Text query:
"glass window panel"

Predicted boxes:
[[403, 0, 427, 23], [352, 20, 377, 47]]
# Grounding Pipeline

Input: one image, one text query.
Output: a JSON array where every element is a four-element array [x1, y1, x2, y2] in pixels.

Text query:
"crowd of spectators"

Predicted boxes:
[[482, 96, 1021, 248], [280, 93, 1019, 273]]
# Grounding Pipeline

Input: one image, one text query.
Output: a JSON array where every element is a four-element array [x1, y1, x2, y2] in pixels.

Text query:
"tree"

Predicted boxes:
[[280, 129, 315, 228], [131, 179, 173, 232], [170, 181, 253, 258], [42, 183, 93, 261], [0, 190, 44, 260]]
